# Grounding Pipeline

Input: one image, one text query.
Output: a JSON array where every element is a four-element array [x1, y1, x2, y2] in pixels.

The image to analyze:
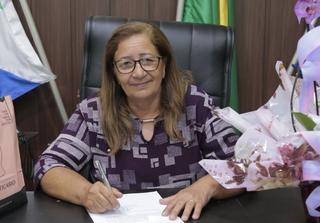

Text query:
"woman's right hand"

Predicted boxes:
[[82, 181, 123, 213], [40, 167, 123, 213]]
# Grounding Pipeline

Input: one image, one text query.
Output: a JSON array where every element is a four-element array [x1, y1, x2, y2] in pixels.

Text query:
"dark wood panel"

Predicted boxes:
[[234, 0, 267, 113], [149, 0, 177, 20], [29, 1, 74, 194], [110, 0, 149, 18], [31, 0, 74, 115], [71, 0, 111, 113], [263, 0, 305, 105], [234, 0, 306, 113]]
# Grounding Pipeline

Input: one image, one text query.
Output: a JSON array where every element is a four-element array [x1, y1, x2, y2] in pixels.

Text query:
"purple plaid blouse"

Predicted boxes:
[[34, 85, 238, 190]]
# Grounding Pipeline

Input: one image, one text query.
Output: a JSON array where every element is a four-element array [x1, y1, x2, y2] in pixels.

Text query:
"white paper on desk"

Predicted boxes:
[[88, 191, 183, 223]]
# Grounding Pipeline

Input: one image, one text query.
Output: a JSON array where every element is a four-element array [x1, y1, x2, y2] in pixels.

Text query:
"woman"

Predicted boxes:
[[34, 21, 243, 221]]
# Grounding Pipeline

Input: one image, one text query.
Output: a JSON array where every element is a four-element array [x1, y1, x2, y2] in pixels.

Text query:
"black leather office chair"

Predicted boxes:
[[80, 15, 234, 108]]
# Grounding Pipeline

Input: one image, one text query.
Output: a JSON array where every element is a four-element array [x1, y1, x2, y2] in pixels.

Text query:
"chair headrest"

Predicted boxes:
[[80, 15, 234, 108]]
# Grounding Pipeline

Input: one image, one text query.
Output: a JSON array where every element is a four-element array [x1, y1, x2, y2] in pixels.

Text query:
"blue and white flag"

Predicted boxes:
[[0, 0, 55, 100]]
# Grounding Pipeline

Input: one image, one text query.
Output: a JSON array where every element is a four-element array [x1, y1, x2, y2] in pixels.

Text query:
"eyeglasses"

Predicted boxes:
[[113, 56, 162, 74]]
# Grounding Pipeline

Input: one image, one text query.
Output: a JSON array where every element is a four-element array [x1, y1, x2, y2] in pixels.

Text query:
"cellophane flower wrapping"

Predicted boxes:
[[200, 1, 320, 218], [199, 61, 320, 192]]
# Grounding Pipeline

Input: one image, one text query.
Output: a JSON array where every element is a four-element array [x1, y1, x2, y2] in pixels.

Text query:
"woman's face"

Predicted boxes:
[[114, 34, 166, 104]]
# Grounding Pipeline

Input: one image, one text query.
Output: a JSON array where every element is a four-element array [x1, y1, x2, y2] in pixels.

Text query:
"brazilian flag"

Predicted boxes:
[[183, 0, 239, 112]]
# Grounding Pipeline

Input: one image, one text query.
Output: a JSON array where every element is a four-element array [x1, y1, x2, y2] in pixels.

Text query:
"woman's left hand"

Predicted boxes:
[[159, 174, 245, 221]]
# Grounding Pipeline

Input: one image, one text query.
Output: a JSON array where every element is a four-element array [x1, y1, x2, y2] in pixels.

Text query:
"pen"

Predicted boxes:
[[94, 160, 112, 191]]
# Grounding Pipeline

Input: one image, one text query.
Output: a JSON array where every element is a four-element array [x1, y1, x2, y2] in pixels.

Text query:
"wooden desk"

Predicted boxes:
[[0, 187, 312, 223]]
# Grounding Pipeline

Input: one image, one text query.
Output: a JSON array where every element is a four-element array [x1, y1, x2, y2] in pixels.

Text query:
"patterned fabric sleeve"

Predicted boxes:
[[187, 85, 238, 160], [201, 115, 238, 160], [33, 100, 93, 190]]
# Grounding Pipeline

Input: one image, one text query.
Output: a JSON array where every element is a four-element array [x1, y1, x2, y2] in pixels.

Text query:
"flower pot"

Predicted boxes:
[[300, 181, 320, 222]]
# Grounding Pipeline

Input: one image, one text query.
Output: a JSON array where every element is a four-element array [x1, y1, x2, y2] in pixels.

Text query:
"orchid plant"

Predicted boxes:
[[291, 0, 320, 131], [288, 0, 320, 219], [295, 0, 320, 27], [199, 1, 320, 219]]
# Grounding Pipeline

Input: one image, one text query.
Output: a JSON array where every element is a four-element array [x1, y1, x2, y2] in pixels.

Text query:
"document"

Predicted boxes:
[[88, 191, 183, 223]]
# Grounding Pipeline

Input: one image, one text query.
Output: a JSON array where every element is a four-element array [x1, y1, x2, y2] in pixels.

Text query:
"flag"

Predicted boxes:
[[0, 0, 55, 100], [182, 0, 239, 112]]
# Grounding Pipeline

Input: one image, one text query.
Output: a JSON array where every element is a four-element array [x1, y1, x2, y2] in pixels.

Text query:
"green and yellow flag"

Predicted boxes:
[[182, 0, 239, 112]]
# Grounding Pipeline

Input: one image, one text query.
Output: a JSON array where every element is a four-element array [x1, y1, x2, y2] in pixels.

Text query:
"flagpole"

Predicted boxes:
[[176, 0, 185, 21], [19, 0, 68, 124]]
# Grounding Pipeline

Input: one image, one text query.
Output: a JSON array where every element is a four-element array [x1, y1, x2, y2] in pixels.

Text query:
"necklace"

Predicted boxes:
[[141, 118, 155, 123]]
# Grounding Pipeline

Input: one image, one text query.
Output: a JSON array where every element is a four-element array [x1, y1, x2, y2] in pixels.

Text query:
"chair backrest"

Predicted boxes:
[[80, 15, 234, 108]]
